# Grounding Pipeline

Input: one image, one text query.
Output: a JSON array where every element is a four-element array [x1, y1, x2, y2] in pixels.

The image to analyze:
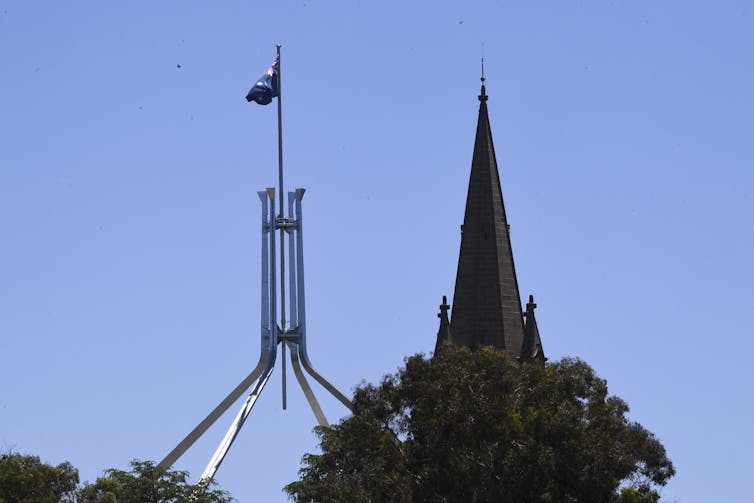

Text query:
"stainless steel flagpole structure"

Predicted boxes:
[[275, 44, 288, 412], [157, 45, 352, 485]]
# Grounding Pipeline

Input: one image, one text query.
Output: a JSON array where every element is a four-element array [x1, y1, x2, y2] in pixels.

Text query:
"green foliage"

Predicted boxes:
[[614, 485, 661, 503], [77, 460, 234, 503], [1, 453, 235, 503], [0, 452, 79, 503], [285, 347, 675, 502]]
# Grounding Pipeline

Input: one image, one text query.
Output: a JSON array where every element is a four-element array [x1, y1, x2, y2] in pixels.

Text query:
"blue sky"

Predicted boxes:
[[1, 1, 753, 501]]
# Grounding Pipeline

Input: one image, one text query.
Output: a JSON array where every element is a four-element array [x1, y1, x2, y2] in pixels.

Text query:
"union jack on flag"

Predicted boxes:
[[245, 56, 279, 105]]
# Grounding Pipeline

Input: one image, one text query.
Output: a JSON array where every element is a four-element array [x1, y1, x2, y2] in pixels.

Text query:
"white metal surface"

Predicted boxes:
[[158, 188, 352, 484]]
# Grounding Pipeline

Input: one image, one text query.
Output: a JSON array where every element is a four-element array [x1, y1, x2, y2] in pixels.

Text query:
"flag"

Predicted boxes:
[[245, 57, 279, 105]]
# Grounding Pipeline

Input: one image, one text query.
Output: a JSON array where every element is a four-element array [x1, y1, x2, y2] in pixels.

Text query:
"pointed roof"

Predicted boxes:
[[435, 295, 452, 353], [519, 295, 546, 365], [447, 81, 525, 358]]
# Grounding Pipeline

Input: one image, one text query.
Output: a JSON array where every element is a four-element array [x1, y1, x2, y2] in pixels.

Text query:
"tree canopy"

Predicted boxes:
[[76, 460, 233, 503], [0, 454, 233, 503], [285, 347, 674, 502], [0, 452, 78, 503]]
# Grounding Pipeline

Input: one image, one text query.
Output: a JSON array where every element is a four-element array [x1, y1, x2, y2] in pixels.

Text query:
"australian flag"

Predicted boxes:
[[245, 57, 279, 105]]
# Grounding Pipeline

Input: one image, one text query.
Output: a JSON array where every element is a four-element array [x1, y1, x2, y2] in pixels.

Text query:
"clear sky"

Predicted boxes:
[[1, 1, 753, 502]]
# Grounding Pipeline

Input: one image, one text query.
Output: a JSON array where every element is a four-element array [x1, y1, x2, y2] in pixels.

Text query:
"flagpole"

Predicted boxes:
[[276, 44, 284, 221], [276, 44, 287, 410]]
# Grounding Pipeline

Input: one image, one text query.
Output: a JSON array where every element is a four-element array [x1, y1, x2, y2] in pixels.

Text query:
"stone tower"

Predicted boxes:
[[436, 80, 545, 364]]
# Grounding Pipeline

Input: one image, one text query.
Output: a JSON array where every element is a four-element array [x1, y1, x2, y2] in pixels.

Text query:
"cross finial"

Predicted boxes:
[[479, 51, 488, 102], [526, 294, 537, 312], [438, 295, 450, 318]]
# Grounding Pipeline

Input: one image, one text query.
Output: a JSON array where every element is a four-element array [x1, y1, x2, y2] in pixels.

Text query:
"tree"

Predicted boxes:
[[77, 460, 234, 503], [615, 486, 662, 503], [0, 453, 235, 503], [285, 347, 675, 502], [0, 452, 78, 503]]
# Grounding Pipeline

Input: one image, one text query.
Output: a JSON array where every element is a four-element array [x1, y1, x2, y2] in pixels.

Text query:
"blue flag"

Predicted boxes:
[[245, 57, 279, 105]]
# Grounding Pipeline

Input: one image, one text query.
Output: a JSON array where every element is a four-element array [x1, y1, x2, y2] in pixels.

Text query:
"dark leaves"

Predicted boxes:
[[76, 460, 234, 503], [285, 348, 674, 502], [0, 452, 79, 503]]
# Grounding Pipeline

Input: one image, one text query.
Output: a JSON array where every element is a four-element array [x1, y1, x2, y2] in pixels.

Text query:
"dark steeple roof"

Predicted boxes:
[[444, 81, 526, 359], [519, 295, 546, 364], [435, 295, 452, 353]]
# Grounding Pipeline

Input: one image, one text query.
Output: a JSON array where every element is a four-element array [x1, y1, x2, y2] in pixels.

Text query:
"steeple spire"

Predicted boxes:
[[435, 295, 452, 353], [442, 80, 525, 357], [519, 295, 546, 364]]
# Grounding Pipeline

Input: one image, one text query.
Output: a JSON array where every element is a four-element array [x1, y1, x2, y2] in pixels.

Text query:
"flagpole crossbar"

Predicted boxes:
[[157, 188, 352, 483]]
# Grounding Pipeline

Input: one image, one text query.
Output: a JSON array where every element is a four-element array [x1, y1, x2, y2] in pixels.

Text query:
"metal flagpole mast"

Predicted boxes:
[[276, 44, 288, 409], [156, 46, 353, 485]]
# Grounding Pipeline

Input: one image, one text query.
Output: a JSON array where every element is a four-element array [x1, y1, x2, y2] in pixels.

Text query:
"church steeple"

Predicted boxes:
[[519, 295, 546, 364], [442, 79, 526, 358], [435, 295, 452, 353]]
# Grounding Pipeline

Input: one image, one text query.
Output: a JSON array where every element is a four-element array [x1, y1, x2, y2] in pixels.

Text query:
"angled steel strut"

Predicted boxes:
[[157, 188, 352, 483]]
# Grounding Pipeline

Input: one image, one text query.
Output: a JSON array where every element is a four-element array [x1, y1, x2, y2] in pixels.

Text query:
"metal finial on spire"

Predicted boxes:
[[479, 66, 487, 101], [479, 42, 487, 102]]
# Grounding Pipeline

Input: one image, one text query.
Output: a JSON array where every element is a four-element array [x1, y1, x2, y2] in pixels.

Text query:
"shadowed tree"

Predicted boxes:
[[76, 460, 234, 503], [0, 452, 79, 503], [285, 347, 674, 502]]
